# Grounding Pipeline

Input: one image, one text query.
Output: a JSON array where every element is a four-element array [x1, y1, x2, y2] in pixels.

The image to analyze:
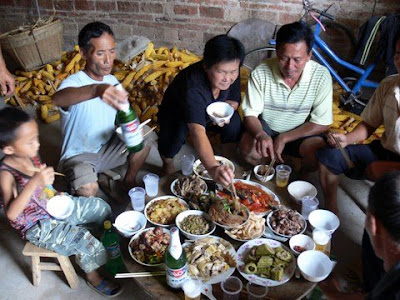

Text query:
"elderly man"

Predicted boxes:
[[240, 21, 332, 172], [52, 22, 149, 197], [317, 32, 400, 216]]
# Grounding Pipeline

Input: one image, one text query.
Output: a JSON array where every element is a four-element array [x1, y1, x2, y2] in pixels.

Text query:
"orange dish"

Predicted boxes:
[[217, 181, 279, 214]]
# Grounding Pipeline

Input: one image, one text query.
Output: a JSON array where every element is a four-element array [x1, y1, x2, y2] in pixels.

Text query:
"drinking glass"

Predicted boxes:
[[312, 229, 332, 253], [301, 196, 319, 220], [181, 154, 195, 176], [221, 276, 243, 300], [275, 164, 292, 187], [246, 282, 268, 300], [143, 173, 159, 197], [128, 187, 146, 211], [182, 279, 201, 300]]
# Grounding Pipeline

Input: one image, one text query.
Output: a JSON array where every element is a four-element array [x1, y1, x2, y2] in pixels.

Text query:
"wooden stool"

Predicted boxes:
[[22, 242, 79, 289]]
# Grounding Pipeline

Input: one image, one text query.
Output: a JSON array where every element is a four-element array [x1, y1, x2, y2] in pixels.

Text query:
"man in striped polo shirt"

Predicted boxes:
[[240, 21, 332, 173]]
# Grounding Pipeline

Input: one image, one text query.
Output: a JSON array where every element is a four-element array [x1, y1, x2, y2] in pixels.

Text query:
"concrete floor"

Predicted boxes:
[[0, 103, 368, 299]]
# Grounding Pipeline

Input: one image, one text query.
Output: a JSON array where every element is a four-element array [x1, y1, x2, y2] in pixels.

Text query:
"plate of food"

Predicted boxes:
[[144, 196, 188, 227], [217, 179, 280, 216], [225, 212, 265, 242], [266, 207, 307, 238], [128, 227, 170, 267], [236, 238, 296, 287], [184, 236, 237, 284], [208, 196, 249, 229], [193, 156, 235, 181], [170, 175, 208, 200]]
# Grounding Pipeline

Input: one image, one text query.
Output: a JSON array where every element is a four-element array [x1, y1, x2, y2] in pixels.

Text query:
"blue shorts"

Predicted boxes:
[[317, 140, 400, 179]]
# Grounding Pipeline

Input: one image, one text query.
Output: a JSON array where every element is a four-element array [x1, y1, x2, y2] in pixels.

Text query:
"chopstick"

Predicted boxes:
[[121, 126, 157, 154], [328, 129, 355, 169], [263, 158, 276, 182], [26, 166, 66, 176], [231, 181, 242, 211], [115, 271, 165, 278]]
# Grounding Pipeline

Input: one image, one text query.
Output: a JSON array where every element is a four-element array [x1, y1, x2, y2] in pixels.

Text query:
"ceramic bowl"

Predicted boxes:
[[297, 250, 334, 282], [206, 102, 234, 125], [175, 210, 216, 240], [114, 211, 147, 238], [266, 209, 307, 238], [46, 195, 75, 220], [308, 209, 340, 234], [253, 164, 275, 182], [287, 181, 317, 204], [144, 196, 188, 227], [289, 234, 315, 256]]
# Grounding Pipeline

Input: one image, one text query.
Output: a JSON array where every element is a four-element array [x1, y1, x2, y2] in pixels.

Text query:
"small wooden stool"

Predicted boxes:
[[22, 242, 79, 289]]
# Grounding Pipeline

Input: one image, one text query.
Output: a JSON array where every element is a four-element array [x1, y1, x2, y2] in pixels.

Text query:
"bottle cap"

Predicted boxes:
[[104, 220, 112, 229], [119, 101, 131, 112]]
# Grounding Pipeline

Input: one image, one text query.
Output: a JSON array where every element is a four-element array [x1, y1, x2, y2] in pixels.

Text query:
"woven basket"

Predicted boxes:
[[0, 19, 63, 71]]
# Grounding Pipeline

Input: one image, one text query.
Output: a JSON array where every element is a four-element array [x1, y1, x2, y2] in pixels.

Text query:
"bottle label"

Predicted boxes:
[[166, 264, 187, 289], [121, 118, 143, 148], [105, 243, 121, 260]]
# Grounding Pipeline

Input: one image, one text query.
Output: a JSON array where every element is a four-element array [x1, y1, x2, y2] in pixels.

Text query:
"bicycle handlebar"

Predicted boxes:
[[303, 0, 335, 20]]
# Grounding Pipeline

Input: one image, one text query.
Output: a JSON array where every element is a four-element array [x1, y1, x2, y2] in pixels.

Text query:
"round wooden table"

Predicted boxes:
[[122, 164, 316, 299]]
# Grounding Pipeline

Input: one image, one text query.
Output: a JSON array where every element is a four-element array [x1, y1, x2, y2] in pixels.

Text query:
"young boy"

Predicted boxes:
[[0, 107, 121, 297]]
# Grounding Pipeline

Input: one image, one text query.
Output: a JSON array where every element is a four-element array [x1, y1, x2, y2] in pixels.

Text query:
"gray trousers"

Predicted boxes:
[[26, 195, 111, 273]]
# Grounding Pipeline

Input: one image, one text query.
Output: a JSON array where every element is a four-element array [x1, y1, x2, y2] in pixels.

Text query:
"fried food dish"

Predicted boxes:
[[173, 175, 207, 199], [146, 197, 187, 225], [225, 212, 265, 240], [208, 197, 248, 227]]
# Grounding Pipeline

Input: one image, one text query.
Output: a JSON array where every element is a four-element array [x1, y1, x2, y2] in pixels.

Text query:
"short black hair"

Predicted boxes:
[[394, 30, 400, 51], [203, 35, 245, 69], [368, 171, 400, 243], [0, 107, 33, 148], [276, 21, 314, 53], [78, 22, 114, 52]]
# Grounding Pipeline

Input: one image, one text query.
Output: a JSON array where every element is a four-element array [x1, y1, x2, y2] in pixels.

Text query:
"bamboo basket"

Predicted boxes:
[[0, 19, 63, 71]]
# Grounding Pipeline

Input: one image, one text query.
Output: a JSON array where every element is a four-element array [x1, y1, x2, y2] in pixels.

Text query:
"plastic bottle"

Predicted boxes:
[[164, 227, 187, 289], [115, 84, 143, 153], [102, 220, 125, 275]]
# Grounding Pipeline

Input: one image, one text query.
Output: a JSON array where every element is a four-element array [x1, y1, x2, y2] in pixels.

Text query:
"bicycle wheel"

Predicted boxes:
[[243, 47, 276, 71]]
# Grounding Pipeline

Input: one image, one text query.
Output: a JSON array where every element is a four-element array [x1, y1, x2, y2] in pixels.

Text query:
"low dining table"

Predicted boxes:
[[121, 162, 317, 299]]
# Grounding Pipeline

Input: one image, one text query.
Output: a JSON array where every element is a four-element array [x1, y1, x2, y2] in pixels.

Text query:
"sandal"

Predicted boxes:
[[87, 279, 123, 298]]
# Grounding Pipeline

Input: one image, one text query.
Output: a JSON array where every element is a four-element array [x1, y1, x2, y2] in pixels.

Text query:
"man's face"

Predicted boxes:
[[205, 59, 240, 92], [394, 40, 400, 74], [82, 32, 116, 81], [277, 41, 312, 81]]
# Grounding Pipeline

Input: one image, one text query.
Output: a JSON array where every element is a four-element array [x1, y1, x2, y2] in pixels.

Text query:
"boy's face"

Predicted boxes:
[[6, 120, 40, 158]]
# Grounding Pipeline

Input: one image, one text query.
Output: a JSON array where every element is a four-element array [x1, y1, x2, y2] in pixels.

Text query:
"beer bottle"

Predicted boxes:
[[164, 227, 188, 289], [115, 84, 143, 153], [102, 220, 125, 275]]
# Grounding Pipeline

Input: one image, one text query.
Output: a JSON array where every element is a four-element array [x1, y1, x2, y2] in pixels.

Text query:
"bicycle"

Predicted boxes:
[[243, 0, 381, 114]]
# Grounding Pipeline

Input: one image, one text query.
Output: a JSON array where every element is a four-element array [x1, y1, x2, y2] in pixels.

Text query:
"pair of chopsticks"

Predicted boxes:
[[115, 271, 165, 278], [263, 158, 276, 181], [230, 181, 242, 212], [121, 126, 157, 154], [26, 166, 65, 176], [328, 129, 355, 169]]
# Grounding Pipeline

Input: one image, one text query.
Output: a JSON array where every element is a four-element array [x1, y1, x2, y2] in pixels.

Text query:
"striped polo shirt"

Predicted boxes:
[[242, 58, 333, 133]]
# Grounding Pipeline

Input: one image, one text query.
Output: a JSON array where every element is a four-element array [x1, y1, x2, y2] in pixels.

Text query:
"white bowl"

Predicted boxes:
[[308, 209, 340, 235], [206, 102, 234, 125], [115, 126, 123, 141], [289, 234, 315, 256], [46, 195, 75, 219], [144, 196, 188, 227], [114, 211, 147, 238], [253, 165, 275, 182], [287, 181, 317, 204], [175, 210, 216, 240], [170, 178, 207, 199], [297, 250, 334, 282]]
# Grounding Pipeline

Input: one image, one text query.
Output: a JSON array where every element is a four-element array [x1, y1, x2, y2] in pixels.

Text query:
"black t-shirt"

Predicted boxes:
[[158, 61, 241, 127], [367, 261, 400, 299]]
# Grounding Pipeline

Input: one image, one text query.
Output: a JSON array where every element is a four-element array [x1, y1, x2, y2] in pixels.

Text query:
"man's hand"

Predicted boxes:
[[209, 164, 234, 187], [327, 132, 348, 148], [96, 84, 129, 110], [273, 133, 287, 162], [33, 164, 55, 187], [255, 132, 275, 159], [0, 68, 15, 96]]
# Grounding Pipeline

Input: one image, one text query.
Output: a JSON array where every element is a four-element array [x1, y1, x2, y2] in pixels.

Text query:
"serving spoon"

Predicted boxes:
[[201, 283, 217, 300]]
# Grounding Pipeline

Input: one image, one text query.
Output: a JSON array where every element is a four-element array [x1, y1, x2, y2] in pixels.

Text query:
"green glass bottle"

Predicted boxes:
[[101, 220, 125, 276], [164, 227, 187, 289], [116, 84, 144, 153]]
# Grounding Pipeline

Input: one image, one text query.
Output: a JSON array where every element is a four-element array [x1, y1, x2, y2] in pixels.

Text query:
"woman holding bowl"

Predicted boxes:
[[157, 35, 245, 186]]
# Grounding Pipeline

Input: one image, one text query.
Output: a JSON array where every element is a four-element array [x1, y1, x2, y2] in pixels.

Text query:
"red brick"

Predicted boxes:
[[96, 1, 116, 11], [0, 0, 14, 6], [140, 3, 163, 14], [117, 1, 139, 12], [75, 0, 95, 10], [54, 0, 73, 10], [174, 5, 198, 16], [199, 6, 224, 19], [38, 0, 54, 9], [17, 0, 31, 7]]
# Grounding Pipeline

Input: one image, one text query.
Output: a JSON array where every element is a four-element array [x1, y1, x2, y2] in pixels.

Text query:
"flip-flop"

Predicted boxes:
[[87, 279, 123, 298]]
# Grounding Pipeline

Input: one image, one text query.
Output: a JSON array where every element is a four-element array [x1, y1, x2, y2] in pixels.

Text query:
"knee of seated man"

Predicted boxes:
[[68, 162, 99, 196], [76, 182, 99, 197]]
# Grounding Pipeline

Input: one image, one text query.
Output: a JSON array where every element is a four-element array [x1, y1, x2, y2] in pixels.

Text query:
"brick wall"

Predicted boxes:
[[0, 0, 400, 54]]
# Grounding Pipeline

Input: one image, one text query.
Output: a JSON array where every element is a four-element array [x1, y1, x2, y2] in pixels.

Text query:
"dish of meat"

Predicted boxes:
[[170, 175, 207, 200], [266, 208, 306, 238], [193, 156, 235, 181]]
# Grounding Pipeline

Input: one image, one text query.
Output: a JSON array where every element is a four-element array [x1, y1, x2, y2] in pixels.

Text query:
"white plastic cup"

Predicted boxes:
[[275, 164, 292, 187], [181, 154, 195, 176], [301, 196, 319, 220], [143, 173, 159, 197], [128, 187, 146, 211], [312, 229, 332, 253], [221, 276, 243, 300], [182, 279, 201, 300], [246, 282, 268, 300]]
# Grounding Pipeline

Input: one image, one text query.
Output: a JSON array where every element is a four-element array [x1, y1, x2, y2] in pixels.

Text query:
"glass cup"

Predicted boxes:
[[182, 279, 201, 300], [246, 282, 268, 300], [312, 229, 332, 253], [128, 187, 146, 211], [221, 276, 243, 300], [275, 164, 292, 187], [301, 196, 319, 220], [142, 173, 159, 197], [181, 154, 195, 176]]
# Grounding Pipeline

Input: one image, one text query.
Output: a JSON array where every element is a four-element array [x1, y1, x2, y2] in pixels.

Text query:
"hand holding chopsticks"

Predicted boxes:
[[263, 158, 276, 182], [328, 129, 354, 169], [26, 166, 65, 176]]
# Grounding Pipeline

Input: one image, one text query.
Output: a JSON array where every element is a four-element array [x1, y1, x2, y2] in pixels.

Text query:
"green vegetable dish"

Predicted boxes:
[[180, 215, 211, 235], [244, 244, 293, 281]]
